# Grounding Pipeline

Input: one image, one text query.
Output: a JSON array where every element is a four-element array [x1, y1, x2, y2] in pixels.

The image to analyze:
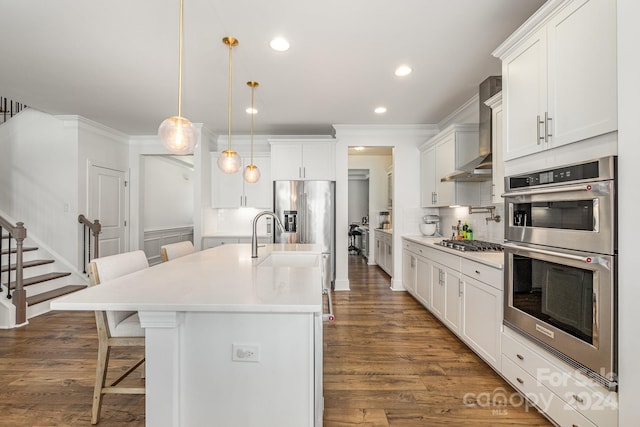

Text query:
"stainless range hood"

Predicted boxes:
[[441, 76, 501, 183]]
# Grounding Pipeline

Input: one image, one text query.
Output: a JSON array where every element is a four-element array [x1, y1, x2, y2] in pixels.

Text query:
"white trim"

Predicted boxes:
[[492, 0, 571, 59]]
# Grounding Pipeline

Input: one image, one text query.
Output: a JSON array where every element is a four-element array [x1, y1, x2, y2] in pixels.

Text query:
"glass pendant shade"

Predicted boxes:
[[243, 164, 261, 183], [158, 116, 196, 154], [217, 149, 242, 174]]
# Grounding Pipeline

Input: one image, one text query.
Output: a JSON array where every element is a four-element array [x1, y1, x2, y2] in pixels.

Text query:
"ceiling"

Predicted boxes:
[[0, 0, 545, 137]]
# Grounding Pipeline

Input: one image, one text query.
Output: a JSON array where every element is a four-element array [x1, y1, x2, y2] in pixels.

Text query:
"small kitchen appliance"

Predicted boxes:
[[378, 211, 390, 229], [419, 215, 440, 236]]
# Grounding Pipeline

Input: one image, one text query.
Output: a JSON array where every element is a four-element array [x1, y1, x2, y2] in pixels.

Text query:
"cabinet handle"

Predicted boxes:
[[240, 195, 244, 206], [303, 166, 306, 178], [516, 354, 524, 361], [475, 270, 480, 275], [545, 111, 553, 141], [572, 394, 584, 404], [537, 115, 544, 144], [516, 377, 524, 384], [458, 281, 463, 297]]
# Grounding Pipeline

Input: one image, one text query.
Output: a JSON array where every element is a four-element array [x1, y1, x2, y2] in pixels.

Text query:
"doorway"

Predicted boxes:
[[347, 146, 393, 272]]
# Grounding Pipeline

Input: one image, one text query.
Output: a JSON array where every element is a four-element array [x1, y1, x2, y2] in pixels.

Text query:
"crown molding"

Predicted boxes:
[[492, 0, 570, 59]]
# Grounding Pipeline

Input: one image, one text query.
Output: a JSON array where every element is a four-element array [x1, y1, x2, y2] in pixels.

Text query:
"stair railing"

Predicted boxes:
[[0, 215, 27, 325], [78, 214, 101, 274], [0, 97, 28, 124]]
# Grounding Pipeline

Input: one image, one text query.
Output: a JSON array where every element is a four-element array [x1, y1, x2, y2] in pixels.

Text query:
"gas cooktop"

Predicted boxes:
[[438, 239, 503, 252]]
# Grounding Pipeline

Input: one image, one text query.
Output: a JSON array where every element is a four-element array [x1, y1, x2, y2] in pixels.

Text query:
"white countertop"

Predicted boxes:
[[373, 228, 393, 235], [402, 235, 504, 269], [51, 244, 323, 314]]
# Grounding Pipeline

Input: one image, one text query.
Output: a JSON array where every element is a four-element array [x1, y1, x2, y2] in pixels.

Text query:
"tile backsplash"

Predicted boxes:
[[437, 205, 505, 243]]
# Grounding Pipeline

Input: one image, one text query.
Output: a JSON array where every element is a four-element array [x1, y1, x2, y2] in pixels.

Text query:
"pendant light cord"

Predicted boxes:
[[250, 84, 255, 165], [227, 42, 233, 152], [177, 0, 184, 117]]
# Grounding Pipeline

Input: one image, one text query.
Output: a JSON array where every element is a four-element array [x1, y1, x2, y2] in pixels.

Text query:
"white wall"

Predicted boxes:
[[142, 156, 194, 230], [334, 125, 438, 291], [347, 179, 369, 225], [617, 0, 640, 424]]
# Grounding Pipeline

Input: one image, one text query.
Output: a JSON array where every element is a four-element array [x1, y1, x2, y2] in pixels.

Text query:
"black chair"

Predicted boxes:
[[348, 224, 362, 255]]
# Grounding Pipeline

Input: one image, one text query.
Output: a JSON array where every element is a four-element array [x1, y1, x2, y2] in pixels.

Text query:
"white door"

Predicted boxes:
[[89, 165, 127, 258]]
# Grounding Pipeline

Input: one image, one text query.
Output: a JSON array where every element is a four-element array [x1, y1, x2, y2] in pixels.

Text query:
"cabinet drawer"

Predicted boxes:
[[502, 331, 554, 379], [429, 248, 461, 271], [402, 240, 429, 258], [501, 356, 596, 427], [461, 258, 502, 290], [503, 332, 618, 426]]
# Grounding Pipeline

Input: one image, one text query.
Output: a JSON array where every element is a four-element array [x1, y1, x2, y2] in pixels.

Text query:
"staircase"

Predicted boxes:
[[1, 230, 88, 327]]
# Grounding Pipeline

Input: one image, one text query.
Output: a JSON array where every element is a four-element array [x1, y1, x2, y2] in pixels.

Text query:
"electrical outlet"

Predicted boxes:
[[232, 343, 260, 362]]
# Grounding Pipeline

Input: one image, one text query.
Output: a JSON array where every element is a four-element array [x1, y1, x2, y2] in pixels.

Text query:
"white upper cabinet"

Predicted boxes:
[[484, 92, 504, 204], [211, 155, 272, 208], [496, 0, 617, 161], [270, 139, 336, 181], [420, 124, 480, 207]]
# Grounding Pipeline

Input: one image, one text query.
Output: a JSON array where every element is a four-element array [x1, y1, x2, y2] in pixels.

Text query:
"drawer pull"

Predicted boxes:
[[572, 394, 584, 404], [516, 377, 524, 384], [475, 270, 480, 274], [516, 354, 524, 361]]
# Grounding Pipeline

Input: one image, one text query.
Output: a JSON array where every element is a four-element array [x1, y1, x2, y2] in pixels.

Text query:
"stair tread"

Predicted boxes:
[[26, 285, 87, 306], [0, 259, 54, 273], [5, 272, 72, 289], [1, 246, 38, 255]]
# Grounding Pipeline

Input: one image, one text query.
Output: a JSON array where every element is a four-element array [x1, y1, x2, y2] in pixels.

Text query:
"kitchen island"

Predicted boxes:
[[51, 243, 324, 427]]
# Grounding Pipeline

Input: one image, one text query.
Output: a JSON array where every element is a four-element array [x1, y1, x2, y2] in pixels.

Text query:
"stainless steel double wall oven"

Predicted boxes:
[[503, 156, 617, 389]]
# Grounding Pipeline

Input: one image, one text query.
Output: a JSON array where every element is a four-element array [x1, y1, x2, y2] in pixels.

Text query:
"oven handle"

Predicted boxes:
[[503, 242, 611, 268], [502, 181, 611, 198]]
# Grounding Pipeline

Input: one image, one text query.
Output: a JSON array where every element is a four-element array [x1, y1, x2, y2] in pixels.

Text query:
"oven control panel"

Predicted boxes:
[[508, 160, 600, 190]]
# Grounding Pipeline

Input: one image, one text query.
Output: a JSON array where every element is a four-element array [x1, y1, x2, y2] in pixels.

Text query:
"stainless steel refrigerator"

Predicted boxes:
[[273, 180, 335, 290]]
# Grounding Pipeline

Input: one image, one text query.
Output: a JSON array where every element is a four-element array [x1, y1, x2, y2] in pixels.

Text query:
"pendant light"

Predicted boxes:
[[217, 37, 242, 174], [158, 0, 196, 154], [243, 81, 260, 183]]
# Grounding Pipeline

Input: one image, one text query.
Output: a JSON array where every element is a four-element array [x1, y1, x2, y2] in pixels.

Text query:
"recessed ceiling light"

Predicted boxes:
[[270, 37, 290, 52], [246, 107, 258, 114], [374, 107, 387, 114], [394, 65, 412, 77]]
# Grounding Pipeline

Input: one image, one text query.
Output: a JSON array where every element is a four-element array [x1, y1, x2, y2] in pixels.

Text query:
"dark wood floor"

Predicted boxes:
[[0, 256, 552, 426]]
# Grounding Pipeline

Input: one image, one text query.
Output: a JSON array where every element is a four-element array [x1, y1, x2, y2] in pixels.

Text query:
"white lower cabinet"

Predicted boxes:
[[402, 248, 417, 295], [501, 330, 618, 427], [375, 230, 393, 276], [461, 273, 502, 370]]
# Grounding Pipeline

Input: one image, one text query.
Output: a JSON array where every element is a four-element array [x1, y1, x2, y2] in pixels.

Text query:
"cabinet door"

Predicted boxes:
[[491, 103, 504, 204], [402, 249, 417, 295], [416, 257, 431, 307], [547, 0, 617, 148], [434, 135, 455, 206], [444, 270, 462, 335], [271, 144, 303, 180], [431, 265, 446, 320], [503, 26, 547, 161], [385, 237, 393, 276], [462, 276, 502, 370], [211, 154, 243, 208], [420, 148, 436, 207], [243, 156, 272, 208], [302, 143, 335, 180]]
